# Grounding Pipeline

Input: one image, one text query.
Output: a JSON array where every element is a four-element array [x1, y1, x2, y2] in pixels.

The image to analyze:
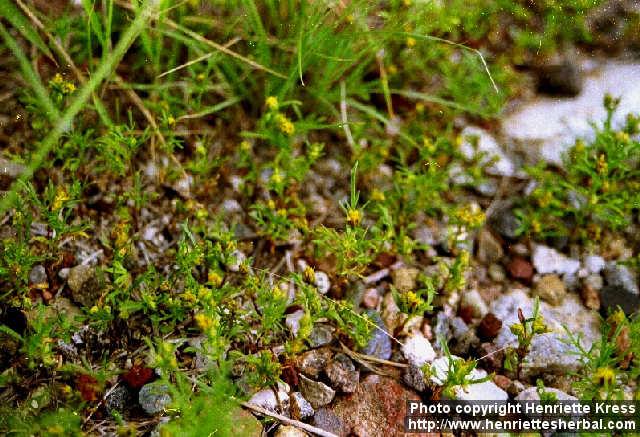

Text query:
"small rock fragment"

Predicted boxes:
[[533, 274, 566, 306], [307, 324, 334, 348], [325, 353, 359, 393], [362, 311, 392, 360], [487, 202, 521, 239], [290, 392, 314, 420], [298, 348, 332, 378], [105, 385, 133, 414], [488, 263, 506, 282], [460, 289, 489, 319], [298, 374, 335, 409], [67, 265, 102, 308], [584, 255, 605, 274], [29, 265, 48, 286], [314, 271, 330, 294], [285, 310, 305, 337], [477, 313, 502, 341], [600, 263, 640, 315], [477, 229, 504, 265], [274, 425, 307, 437], [532, 245, 580, 276], [361, 287, 380, 309], [313, 408, 346, 436], [391, 267, 419, 292], [581, 282, 601, 310], [507, 257, 533, 282], [401, 333, 436, 368], [403, 365, 426, 392], [248, 383, 290, 415], [139, 383, 172, 415]]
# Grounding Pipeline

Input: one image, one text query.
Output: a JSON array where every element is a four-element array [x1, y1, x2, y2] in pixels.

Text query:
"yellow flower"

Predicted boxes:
[[303, 266, 316, 283], [240, 140, 252, 152], [371, 188, 385, 201], [593, 367, 616, 386], [532, 317, 548, 334], [415, 102, 425, 113], [509, 323, 524, 337], [347, 208, 362, 226], [196, 73, 206, 81], [270, 168, 284, 185], [267, 199, 276, 210], [208, 271, 222, 287], [52, 187, 69, 210], [167, 115, 176, 127], [406, 37, 417, 48], [597, 154, 608, 175], [388, 64, 398, 75], [276, 114, 295, 135], [265, 96, 279, 110], [89, 306, 99, 314]]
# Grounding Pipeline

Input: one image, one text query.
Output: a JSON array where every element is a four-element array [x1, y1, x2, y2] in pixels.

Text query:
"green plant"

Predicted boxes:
[[504, 298, 549, 379]]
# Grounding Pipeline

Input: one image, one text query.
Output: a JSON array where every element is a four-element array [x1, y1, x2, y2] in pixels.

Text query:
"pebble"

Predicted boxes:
[[401, 333, 436, 368], [29, 265, 47, 286], [403, 365, 427, 392], [67, 265, 102, 308], [600, 262, 640, 315], [488, 263, 506, 282], [297, 348, 332, 379], [325, 353, 359, 393], [515, 386, 577, 401], [581, 282, 601, 310], [429, 356, 508, 401], [285, 310, 305, 337], [584, 255, 605, 274], [274, 425, 307, 437], [290, 392, 314, 420], [487, 202, 521, 239], [532, 245, 580, 276], [226, 249, 246, 272], [298, 374, 335, 409], [459, 126, 516, 177], [248, 382, 290, 414], [460, 289, 489, 319], [362, 311, 392, 360], [477, 313, 503, 341], [307, 324, 334, 348], [477, 229, 504, 265], [391, 267, 419, 292], [105, 384, 132, 414], [314, 271, 331, 294], [507, 257, 533, 282], [533, 274, 566, 306], [361, 287, 380, 309], [139, 383, 172, 415]]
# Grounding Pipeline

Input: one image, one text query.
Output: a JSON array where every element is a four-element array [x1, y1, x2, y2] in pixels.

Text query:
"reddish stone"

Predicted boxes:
[[327, 374, 432, 437], [458, 305, 474, 324], [123, 364, 154, 389], [493, 374, 511, 391], [507, 257, 533, 281], [477, 313, 503, 341], [581, 284, 600, 310]]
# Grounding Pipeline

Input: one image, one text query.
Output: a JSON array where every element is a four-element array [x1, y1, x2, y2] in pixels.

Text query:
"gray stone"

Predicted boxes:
[[429, 356, 508, 401], [285, 310, 305, 337], [459, 126, 515, 177], [488, 263, 507, 282], [105, 384, 132, 414], [487, 202, 521, 239], [532, 245, 580, 276], [307, 323, 335, 348], [290, 392, 314, 420], [248, 382, 290, 415], [0, 158, 26, 179], [298, 348, 332, 378], [401, 333, 436, 368], [477, 229, 504, 265], [313, 408, 346, 436], [314, 271, 331, 294], [29, 265, 47, 285], [600, 262, 640, 315], [461, 289, 489, 319], [584, 255, 605, 274], [403, 365, 427, 392], [298, 374, 335, 409], [490, 289, 600, 376], [67, 265, 102, 308], [362, 311, 392, 360], [139, 383, 172, 415], [325, 353, 359, 393]]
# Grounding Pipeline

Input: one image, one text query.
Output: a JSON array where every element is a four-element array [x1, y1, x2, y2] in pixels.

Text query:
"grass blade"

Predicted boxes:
[[0, 0, 54, 61]]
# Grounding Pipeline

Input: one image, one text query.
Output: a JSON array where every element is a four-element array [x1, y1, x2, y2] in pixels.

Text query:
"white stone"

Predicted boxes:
[[285, 310, 305, 337], [248, 382, 290, 414], [584, 255, 605, 274], [460, 126, 515, 177], [314, 271, 330, 295], [429, 356, 507, 401], [532, 245, 580, 276], [401, 333, 436, 368], [502, 62, 640, 166], [461, 289, 489, 319]]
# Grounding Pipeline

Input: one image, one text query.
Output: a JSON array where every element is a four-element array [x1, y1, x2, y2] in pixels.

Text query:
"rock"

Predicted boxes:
[[515, 386, 577, 401], [532, 245, 580, 277], [502, 63, 640, 166], [493, 374, 512, 392], [488, 263, 506, 282], [275, 425, 307, 437], [329, 374, 423, 436], [67, 265, 102, 308], [490, 289, 600, 376], [139, 383, 172, 415], [362, 311, 392, 360], [477, 342, 504, 373], [487, 202, 521, 239], [401, 333, 436, 368], [507, 257, 534, 282], [477, 229, 504, 265], [325, 353, 359, 393], [313, 408, 347, 436], [298, 374, 335, 409], [584, 273, 604, 291], [285, 310, 305, 337], [0, 158, 26, 179], [29, 265, 47, 286], [477, 313, 502, 341], [533, 274, 566, 306], [403, 365, 427, 392], [105, 384, 132, 414], [314, 271, 331, 294], [298, 348, 333, 379], [248, 383, 290, 415], [535, 58, 583, 97], [226, 249, 246, 272], [459, 126, 515, 177], [584, 255, 605, 274], [361, 288, 380, 309], [449, 317, 480, 356], [461, 289, 489, 319], [600, 263, 640, 315], [391, 267, 419, 292], [307, 324, 334, 348], [581, 282, 601, 310], [429, 357, 508, 401], [381, 292, 406, 334], [290, 392, 314, 420]]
